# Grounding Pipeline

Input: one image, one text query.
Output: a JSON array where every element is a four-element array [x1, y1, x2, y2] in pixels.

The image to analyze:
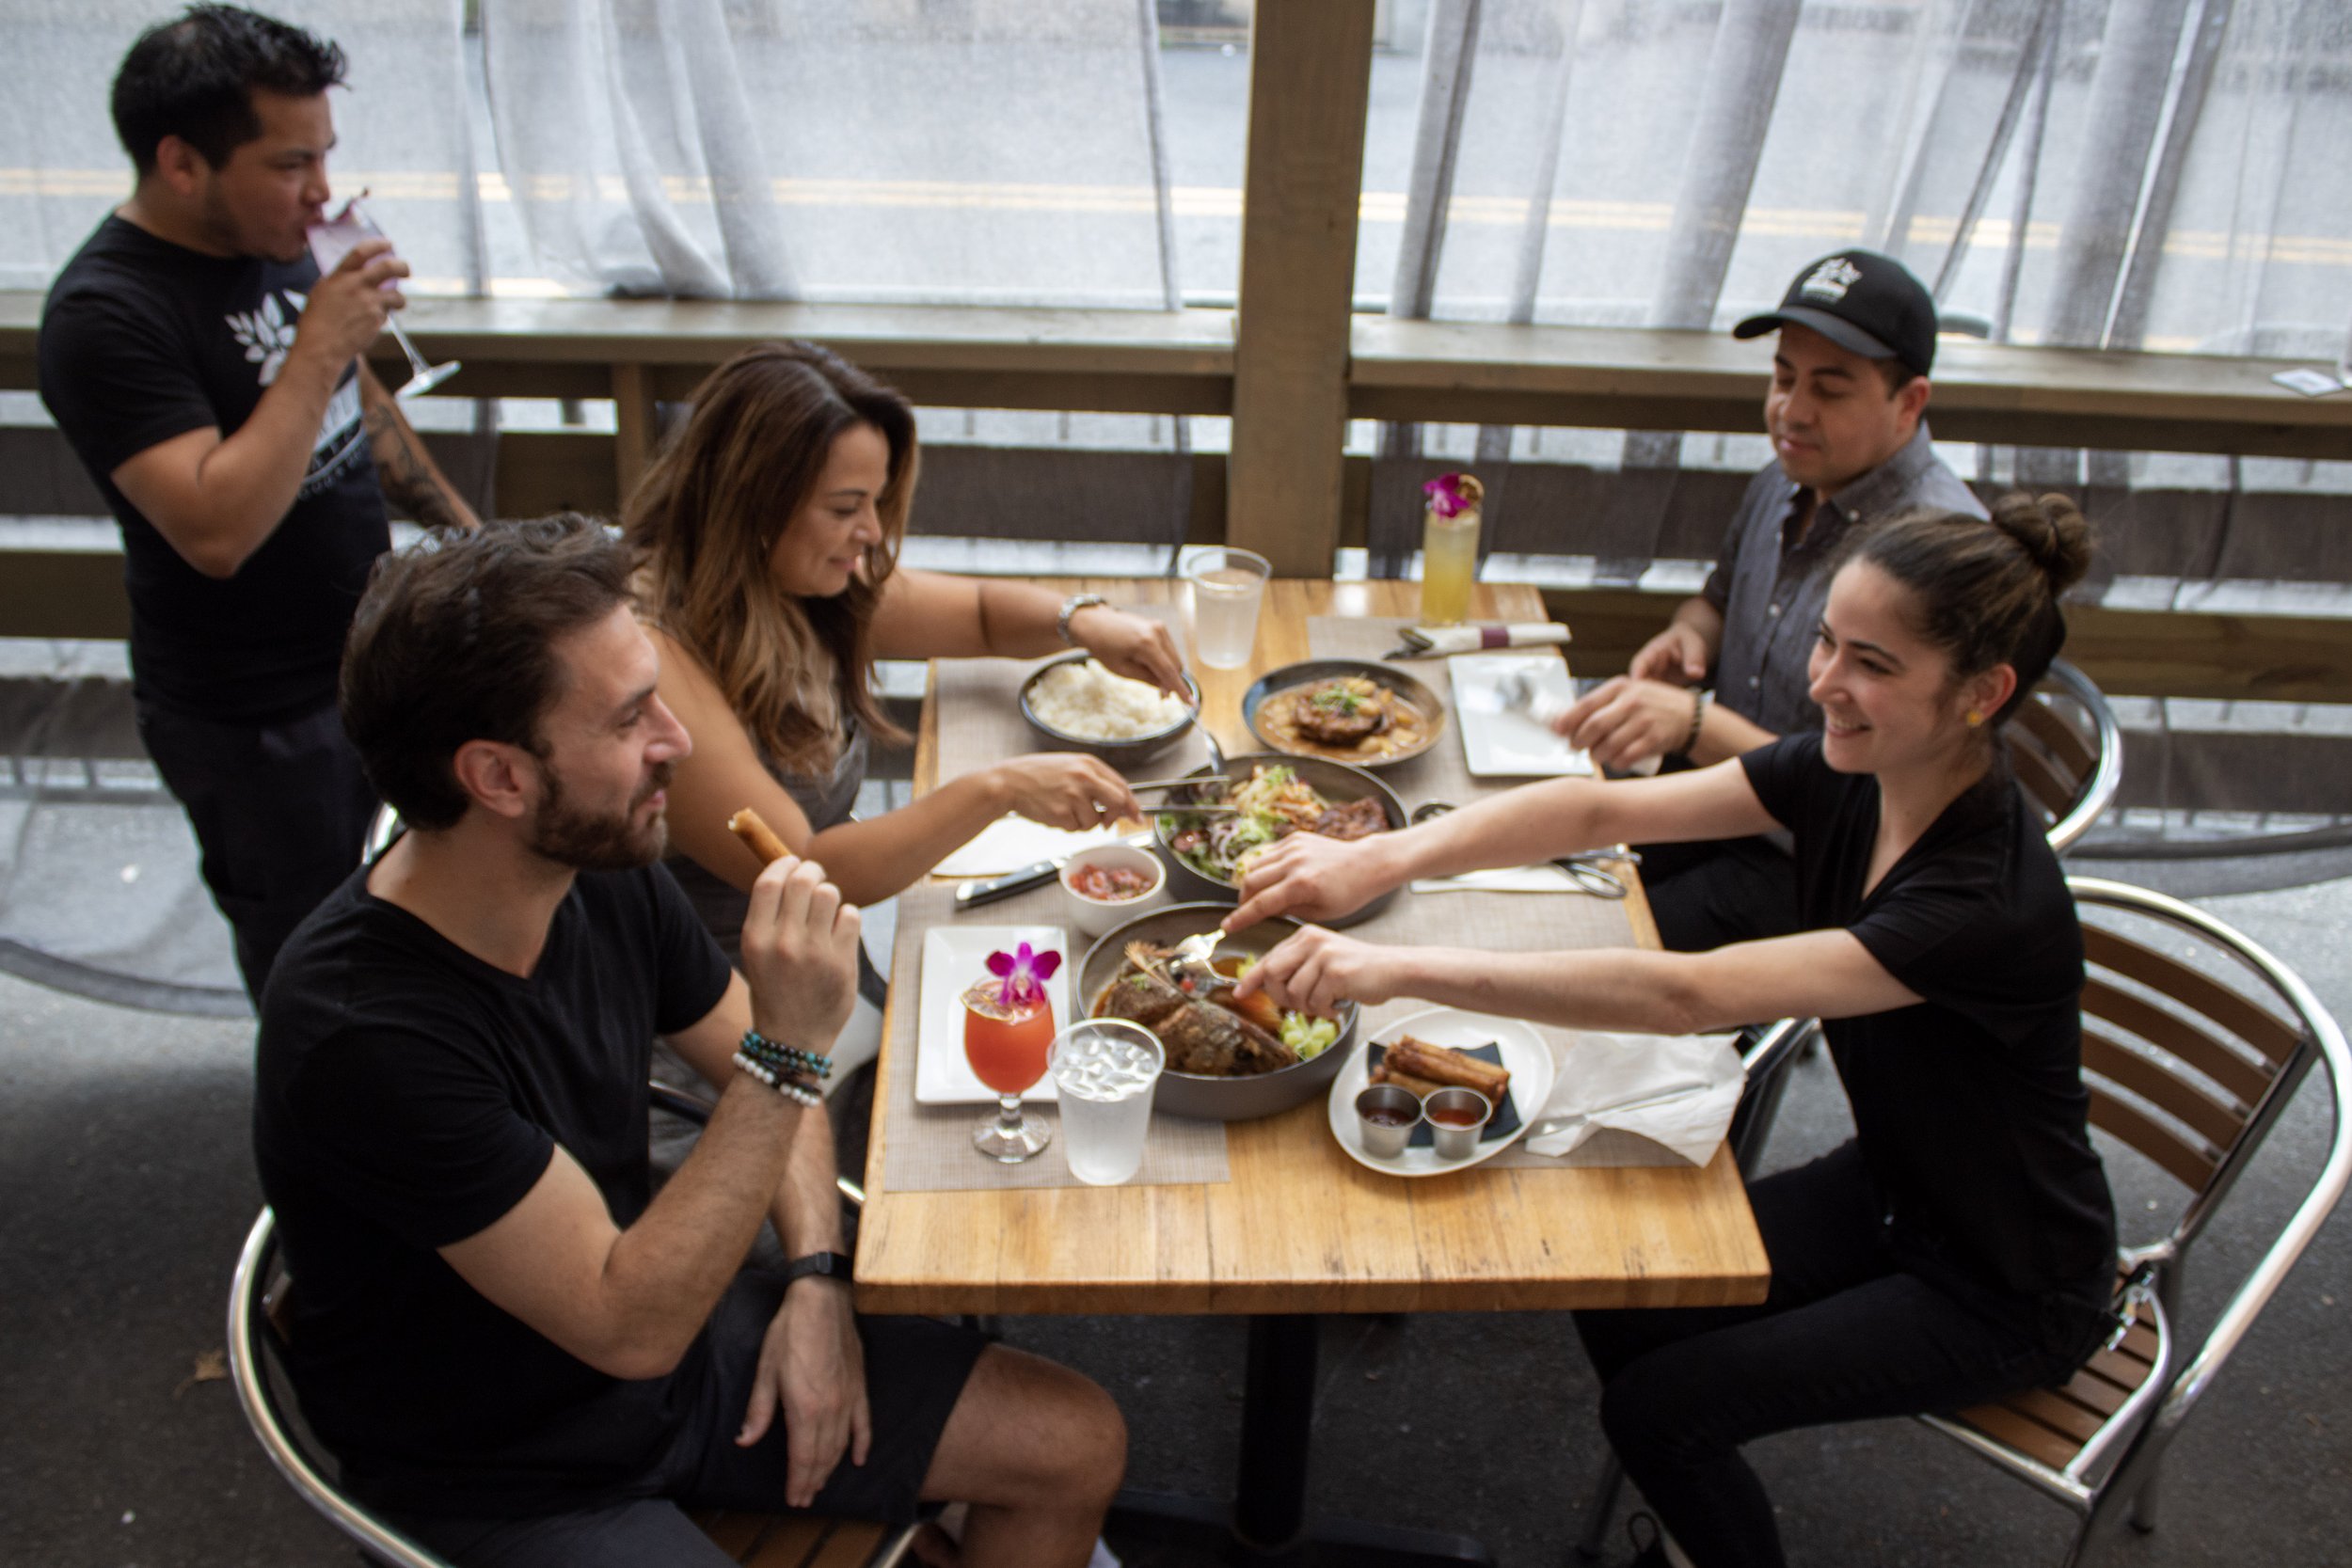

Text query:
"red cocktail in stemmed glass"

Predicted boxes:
[[963, 942, 1059, 1162]]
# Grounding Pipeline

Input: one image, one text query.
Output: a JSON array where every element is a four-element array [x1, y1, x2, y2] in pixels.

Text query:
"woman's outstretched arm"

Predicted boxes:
[[652, 626, 1136, 908]]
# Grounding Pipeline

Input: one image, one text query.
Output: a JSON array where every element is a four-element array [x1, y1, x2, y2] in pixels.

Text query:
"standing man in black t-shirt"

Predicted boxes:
[[257, 515, 1125, 1565], [39, 5, 479, 999]]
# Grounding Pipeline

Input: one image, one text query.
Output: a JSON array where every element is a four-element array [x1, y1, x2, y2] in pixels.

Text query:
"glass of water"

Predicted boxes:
[[1047, 1018, 1164, 1186], [1182, 546, 1271, 671]]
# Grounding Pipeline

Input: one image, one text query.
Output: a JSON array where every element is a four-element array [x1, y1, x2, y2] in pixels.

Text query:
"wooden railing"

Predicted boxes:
[[6, 1, 2352, 700]]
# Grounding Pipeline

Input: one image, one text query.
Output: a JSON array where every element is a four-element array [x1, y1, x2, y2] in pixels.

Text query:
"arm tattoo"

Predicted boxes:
[[364, 401, 472, 532]]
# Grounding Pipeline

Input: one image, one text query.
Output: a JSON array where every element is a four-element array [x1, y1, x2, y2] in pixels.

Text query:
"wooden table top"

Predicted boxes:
[[851, 578, 1770, 1317]]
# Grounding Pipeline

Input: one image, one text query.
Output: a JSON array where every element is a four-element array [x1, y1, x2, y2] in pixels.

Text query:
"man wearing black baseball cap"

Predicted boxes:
[[1558, 249, 1985, 950]]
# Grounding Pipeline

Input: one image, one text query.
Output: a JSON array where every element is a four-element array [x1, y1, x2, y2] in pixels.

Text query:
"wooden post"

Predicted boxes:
[[1227, 0, 1377, 576], [612, 362, 652, 502]]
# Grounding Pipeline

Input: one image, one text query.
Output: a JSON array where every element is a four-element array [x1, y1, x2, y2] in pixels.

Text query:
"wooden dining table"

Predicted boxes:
[[853, 578, 1770, 1565]]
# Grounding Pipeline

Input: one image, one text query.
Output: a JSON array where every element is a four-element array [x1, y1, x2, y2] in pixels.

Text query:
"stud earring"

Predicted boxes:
[[1964, 710, 1984, 728]]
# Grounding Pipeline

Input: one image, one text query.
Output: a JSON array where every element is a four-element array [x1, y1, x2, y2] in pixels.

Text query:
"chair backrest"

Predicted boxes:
[[227, 1209, 454, 1568], [2009, 659, 2122, 854], [2067, 879, 2352, 1456]]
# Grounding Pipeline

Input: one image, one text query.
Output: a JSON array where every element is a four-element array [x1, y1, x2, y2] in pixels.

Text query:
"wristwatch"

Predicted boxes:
[[783, 1250, 854, 1287], [1056, 593, 1108, 646]]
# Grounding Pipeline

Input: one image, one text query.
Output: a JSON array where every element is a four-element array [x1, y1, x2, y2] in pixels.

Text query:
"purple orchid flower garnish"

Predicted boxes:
[[1422, 472, 1482, 518], [985, 942, 1062, 1009]]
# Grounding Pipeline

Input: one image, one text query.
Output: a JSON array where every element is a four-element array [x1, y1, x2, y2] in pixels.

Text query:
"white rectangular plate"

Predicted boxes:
[[915, 925, 1074, 1105], [1449, 653, 1596, 778]]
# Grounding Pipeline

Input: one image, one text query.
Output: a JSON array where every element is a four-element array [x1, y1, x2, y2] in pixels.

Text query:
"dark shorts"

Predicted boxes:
[[386, 1275, 989, 1568], [135, 696, 377, 1001]]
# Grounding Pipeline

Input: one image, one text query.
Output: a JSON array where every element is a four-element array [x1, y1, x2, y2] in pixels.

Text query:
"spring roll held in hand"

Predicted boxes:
[[727, 808, 792, 868]]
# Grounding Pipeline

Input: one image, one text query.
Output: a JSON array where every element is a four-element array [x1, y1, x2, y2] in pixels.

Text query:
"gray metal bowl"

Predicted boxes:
[[1152, 752, 1407, 929], [1018, 652, 1200, 770], [1242, 658, 1446, 769], [1077, 901, 1357, 1121]]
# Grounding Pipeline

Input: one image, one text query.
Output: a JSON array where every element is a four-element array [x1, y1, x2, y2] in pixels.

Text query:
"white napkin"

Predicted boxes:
[[1524, 1030, 1746, 1165], [1411, 865, 1577, 894], [1403, 622, 1572, 657], [932, 816, 1127, 878]]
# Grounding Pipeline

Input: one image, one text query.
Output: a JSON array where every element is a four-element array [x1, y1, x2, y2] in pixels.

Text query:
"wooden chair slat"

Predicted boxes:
[[2090, 1087, 2217, 1189], [740, 1517, 834, 1568], [2086, 927, 2304, 1069], [2083, 1029, 2248, 1150], [2118, 1317, 2160, 1362], [2007, 739, 2074, 826], [2003, 1386, 2109, 1443], [2056, 1366, 2131, 1417], [696, 1511, 771, 1560], [2082, 976, 2273, 1107], [807, 1523, 894, 1568], [2084, 1344, 2148, 1389], [2017, 692, 2097, 779], [1952, 1402, 2082, 1470]]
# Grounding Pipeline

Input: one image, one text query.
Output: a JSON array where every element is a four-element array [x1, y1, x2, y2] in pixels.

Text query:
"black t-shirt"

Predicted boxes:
[[1742, 735, 2117, 1343], [253, 861, 733, 1516], [39, 215, 389, 723]]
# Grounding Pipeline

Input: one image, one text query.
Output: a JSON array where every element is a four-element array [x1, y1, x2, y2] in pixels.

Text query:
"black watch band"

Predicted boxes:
[[782, 1250, 854, 1287]]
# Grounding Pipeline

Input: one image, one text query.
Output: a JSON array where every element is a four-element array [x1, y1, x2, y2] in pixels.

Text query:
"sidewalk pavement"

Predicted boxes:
[[4, 868, 2347, 1567]]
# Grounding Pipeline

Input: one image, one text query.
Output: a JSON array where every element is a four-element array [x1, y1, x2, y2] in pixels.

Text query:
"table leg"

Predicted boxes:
[[1105, 1314, 1495, 1567]]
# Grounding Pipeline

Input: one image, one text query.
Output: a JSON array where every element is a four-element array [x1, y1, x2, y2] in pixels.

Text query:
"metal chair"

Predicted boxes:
[[229, 1087, 916, 1568], [2010, 658, 2123, 855], [1574, 879, 2352, 1564]]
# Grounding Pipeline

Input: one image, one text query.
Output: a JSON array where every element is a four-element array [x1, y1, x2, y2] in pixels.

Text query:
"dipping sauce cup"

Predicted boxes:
[[1422, 1086, 1494, 1161], [1354, 1083, 1422, 1160]]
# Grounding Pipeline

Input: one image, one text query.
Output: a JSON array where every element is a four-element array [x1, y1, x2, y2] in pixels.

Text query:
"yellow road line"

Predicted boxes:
[[6, 169, 2347, 266]]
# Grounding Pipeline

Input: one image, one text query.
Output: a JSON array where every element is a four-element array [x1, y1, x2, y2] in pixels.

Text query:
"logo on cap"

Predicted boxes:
[[1799, 256, 1862, 303]]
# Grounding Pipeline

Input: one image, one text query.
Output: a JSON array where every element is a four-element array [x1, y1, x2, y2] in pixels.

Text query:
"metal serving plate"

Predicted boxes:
[[1077, 900, 1357, 1121], [1151, 752, 1407, 929], [1241, 658, 1446, 769]]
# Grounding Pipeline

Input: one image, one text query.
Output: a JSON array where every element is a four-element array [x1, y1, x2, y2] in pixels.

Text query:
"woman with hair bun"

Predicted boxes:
[[626, 341, 1186, 1083], [1229, 493, 2116, 1568]]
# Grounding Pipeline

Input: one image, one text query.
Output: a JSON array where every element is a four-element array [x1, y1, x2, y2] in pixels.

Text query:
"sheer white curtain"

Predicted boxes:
[[1382, 0, 2352, 357], [1366, 0, 2352, 569], [481, 0, 1184, 306], [2, 0, 479, 292]]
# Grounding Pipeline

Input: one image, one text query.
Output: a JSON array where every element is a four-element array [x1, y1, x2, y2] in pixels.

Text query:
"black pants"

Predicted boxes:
[[1574, 1145, 2100, 1568], [136, 698, 378, 1003], [1636, 834, 1803, 953]]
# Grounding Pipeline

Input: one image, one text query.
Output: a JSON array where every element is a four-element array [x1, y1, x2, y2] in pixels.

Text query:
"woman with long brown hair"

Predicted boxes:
[[625, 341, 1184, 1080]]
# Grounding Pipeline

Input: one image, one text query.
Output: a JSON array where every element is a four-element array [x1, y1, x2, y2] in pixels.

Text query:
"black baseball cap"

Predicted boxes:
[[1733, 250, 1938, 378]]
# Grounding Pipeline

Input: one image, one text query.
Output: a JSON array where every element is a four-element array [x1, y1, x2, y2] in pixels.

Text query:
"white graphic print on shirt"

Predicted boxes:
[[226, 289, 370, 498]]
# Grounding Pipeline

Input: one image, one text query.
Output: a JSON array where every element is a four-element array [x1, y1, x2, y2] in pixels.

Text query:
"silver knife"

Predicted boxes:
[[954, 831, 1156, 910]]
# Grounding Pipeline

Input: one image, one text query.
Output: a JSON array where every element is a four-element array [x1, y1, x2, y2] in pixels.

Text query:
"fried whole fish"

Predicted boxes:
[[1094, 941, 1297, 1077]]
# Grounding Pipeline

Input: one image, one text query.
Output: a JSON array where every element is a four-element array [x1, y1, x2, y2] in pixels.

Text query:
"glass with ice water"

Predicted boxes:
[[1182, 546, 1271, 671], [1047, 1018, 1164, 1186]]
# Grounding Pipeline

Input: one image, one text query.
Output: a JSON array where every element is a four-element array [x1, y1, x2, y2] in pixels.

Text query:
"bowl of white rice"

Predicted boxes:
[[1020, 653, 1200, 768]]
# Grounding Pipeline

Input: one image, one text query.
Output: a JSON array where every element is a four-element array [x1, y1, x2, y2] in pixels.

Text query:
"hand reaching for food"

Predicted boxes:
[[1224, 831, 1397, 931], [1070, 606, 1189, 699], [988, 752, 1142, 831], [1232, 925, 1393, 1018]]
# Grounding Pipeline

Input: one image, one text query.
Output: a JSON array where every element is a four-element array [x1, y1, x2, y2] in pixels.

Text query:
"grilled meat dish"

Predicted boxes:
[[1292, 678, 1392, 747], [1095, 942, 1297, 1077]]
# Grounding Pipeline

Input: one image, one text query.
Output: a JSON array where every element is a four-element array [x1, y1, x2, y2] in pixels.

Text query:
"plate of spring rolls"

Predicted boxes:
[[1325, 1007, 1556, 1177]]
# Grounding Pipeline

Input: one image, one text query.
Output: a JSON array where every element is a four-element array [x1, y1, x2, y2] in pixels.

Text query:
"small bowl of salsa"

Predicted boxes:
[[1059, 844, 1168, 938]]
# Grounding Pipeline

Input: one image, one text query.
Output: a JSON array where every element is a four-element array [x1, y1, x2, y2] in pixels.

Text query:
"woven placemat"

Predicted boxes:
[[935, 604, 1217, 789], [874, 880, 1231, 1193]]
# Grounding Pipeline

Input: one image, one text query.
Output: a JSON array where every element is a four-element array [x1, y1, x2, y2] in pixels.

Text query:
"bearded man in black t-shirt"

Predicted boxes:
[[256, 515, 1125, 1567], [38, 6, 480, 999]]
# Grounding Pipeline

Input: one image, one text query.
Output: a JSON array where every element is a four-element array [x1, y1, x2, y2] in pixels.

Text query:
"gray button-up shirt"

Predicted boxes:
[[1700, 423, 1984, 738]]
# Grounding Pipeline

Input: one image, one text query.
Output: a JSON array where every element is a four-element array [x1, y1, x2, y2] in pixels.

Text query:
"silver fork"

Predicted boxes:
[[1168, 928, 1226, 991], [1498, 669, 1571, 727]]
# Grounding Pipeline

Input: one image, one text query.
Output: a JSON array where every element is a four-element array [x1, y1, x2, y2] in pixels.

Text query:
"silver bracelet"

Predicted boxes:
[[1057, 593, 1108, 646]]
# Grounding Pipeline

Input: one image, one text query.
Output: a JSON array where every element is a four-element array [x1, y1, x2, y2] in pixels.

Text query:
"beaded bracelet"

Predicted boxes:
[[739, 1028, 833, 1081], [733, 1051, 822, 1107]]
